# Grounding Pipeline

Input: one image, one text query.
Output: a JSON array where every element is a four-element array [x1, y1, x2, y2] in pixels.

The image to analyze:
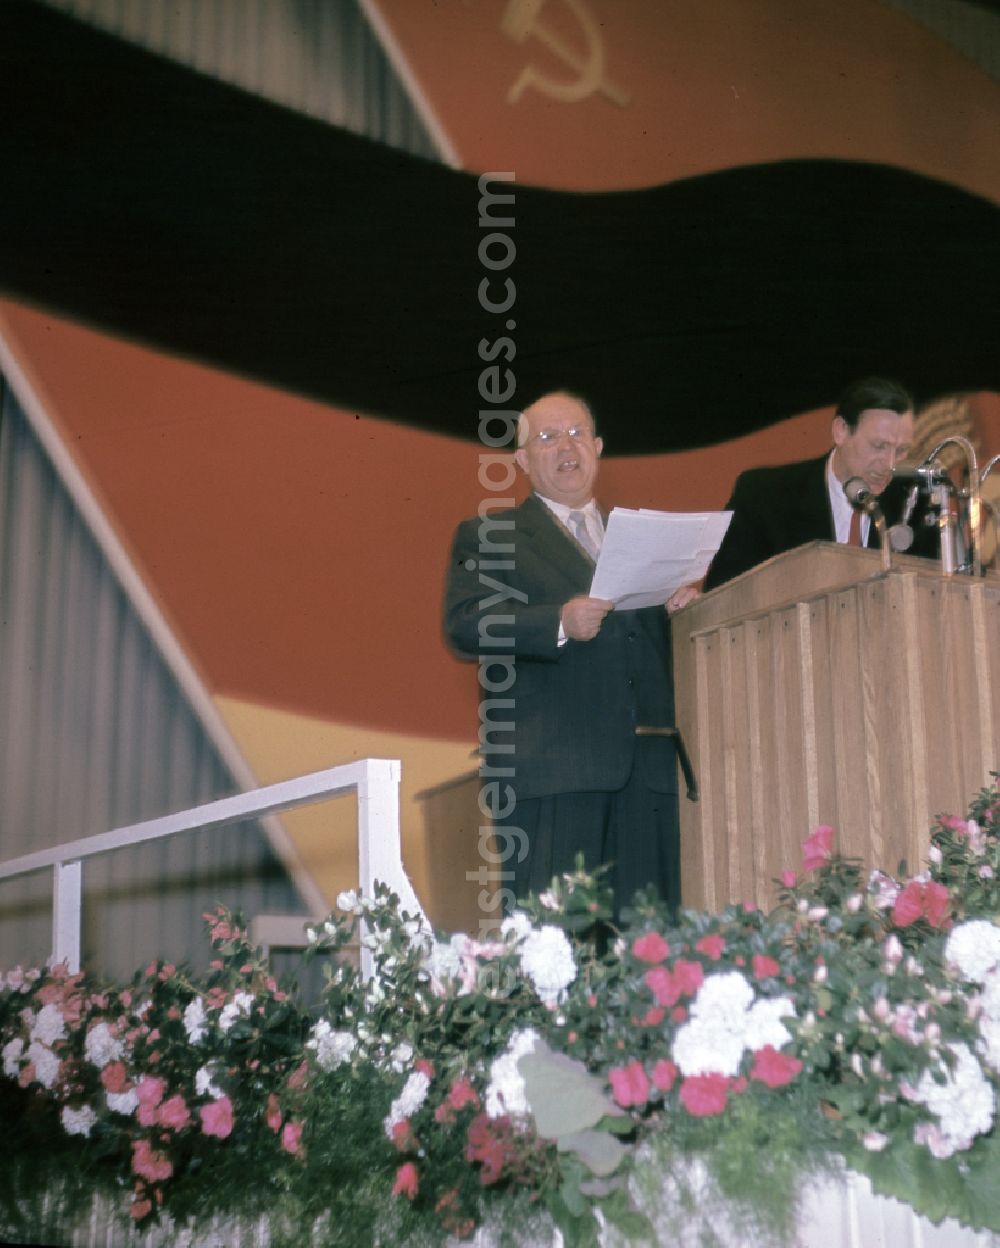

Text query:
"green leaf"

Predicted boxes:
[[519, 1040, 624, 1138], [557, 1129, 627, 1177]]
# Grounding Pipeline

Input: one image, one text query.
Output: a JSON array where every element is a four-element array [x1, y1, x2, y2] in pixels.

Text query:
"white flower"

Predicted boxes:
[[383, 1070, 430, 1137], [691, 973, 754, 1028], [501, 911, 534, 944], [485, 1028, 538, 1118], [61, 1104, 98, 1137], [863, 1132, 889, 1151], [390, 1042, 414, 1072], [184, 998, 208, 1043], [977, 1015, 1000, 1071], [30, 1003, 66, 1047], [196, 1064, 224, 1099], [306, 1019, 357, 1071], [946, 921, 1000, 983], [914, 1043, 995, 1156], [673, 1017, 745, 1077], [106, 1089, 139, 1115], [27, 1041, 60, 1089], [218, 991, 254, 1033], [519, 926, 576, 1007], [337, 889, 361, 914], [743, 996, 795, 1051], [424, 938, 463, 992], [2, 1037, 24, 1078], [538, 890, 559, 910], [84, 1022, 123, 1069]]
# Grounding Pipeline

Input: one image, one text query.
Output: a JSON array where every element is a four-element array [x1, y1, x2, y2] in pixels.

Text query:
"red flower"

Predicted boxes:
[[415, 1057, 435, 1079], [892, 880, 951, 929], [924, 881, 950, 928], [632, 932, 670, 964], [465, 1113, 512, 1185], [752, 954, 781, 980], [641, 1006, 666, 1027], [672, 959, 705, 998], [802, 825, 834, 872], [199, 1095, 234, 1139], [609, 1060, 650, 1108], [131, 1138, 173, 1183], [696, 934, 725, 961], [750, 1045, 803, 1088], [392, 1161, 419, 1200], [651, 1059, 678, 1092], [101, 1060, 129, 1094], [679, 1073, 731, 1117]]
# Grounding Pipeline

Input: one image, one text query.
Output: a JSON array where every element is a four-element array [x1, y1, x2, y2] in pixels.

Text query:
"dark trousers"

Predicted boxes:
[[500, 766, 680, 920]]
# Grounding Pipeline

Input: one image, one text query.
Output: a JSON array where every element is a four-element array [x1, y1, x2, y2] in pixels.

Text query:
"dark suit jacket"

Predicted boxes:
[[705, 454, 938, 590], [444, 493, 677, 802]]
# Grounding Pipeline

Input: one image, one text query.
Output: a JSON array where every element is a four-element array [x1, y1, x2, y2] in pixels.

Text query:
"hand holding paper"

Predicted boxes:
[[590, 507, 733, 610]]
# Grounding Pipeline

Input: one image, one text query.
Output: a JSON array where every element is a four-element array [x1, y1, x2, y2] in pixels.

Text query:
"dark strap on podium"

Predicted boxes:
[[634, 726, 699, 802]]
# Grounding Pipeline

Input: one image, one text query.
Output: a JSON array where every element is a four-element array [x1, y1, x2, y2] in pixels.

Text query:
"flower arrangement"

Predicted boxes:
[[5, 781, 1000, 1245]]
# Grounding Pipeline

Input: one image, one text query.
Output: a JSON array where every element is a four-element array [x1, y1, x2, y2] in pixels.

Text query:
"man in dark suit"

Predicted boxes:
[[705, 376, 934, 590], [444, 391, 694, 922]]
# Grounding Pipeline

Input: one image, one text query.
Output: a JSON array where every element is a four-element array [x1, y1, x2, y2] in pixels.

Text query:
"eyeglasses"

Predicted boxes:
[[529, 425, 594, 446]]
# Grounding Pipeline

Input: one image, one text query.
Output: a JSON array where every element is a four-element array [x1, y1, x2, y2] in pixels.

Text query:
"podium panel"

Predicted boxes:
[[672, 542, 1000, 911]]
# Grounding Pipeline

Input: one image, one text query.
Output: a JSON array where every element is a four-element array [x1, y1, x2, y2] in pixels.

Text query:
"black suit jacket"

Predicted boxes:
[[705, 454, 938, 590], [444, 493, 677, 802]]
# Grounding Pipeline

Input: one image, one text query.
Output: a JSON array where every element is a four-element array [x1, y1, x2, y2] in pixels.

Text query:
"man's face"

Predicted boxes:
[[514, 395, 603, 507], [832, 407, 914, 496]]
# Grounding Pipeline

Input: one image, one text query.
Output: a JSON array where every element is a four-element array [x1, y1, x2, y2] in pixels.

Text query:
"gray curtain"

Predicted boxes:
[[0, 379, 307, 979]]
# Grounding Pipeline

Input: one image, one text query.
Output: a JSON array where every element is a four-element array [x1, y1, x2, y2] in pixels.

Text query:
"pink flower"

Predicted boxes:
[[752, 954, 781, 980], [780, 869, 797, 888], [640, 1006, 666, 1027], [447, 1076, 480, 1112], [130, 1197, 153, 1222], [415, 1058, 435, 1080], [281, 1120, 303, 1155], [632, 932, 669, 964], [892, 880, 951, 929], [750, 1046, 803, 1088], [609, 1060, 650, 1108], [802, 825, 834, 872], [266, 1093, 282, 1134], [157, 1094, 191, 1131], [393, 1161, 419, 1200], [651, 1059, 678, 1092], [199, 1095, 234, 1139], [131, 1138, 173, 1183], [696, 934, 725, 961], [679, 1073, 731, 1117], [673, 959, 705, 998], [135, 1075, 166, 1127], [644, 966, 680, 1007]]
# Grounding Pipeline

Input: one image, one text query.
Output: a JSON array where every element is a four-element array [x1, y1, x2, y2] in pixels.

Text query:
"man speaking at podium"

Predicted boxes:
[[444, 391, 694, 921], [705, 376, 933, 591]]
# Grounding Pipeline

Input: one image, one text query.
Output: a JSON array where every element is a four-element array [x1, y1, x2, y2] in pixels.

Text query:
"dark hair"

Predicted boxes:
[[835, 376, 914, 431]]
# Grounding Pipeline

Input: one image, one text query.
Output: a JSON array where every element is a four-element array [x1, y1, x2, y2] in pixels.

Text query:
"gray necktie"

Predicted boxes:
[[569, 509, 600, 561]]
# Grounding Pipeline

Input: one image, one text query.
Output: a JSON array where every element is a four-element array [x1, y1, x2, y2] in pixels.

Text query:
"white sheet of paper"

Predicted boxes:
[[589, 507, 733, 609]]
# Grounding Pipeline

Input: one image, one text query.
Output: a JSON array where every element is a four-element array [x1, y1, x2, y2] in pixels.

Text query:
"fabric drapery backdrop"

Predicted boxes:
[[0, 376, 307, 978]]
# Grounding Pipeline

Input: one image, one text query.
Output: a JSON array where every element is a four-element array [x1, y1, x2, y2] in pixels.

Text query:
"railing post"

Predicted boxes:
[[52, 860, 82, 972], [355, 758, 426, 979]]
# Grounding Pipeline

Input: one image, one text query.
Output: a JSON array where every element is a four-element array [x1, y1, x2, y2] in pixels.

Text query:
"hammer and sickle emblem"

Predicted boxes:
[[501, 0, 630, 107]]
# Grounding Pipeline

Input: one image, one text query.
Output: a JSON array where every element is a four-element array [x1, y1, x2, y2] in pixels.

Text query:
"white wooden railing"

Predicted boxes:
[[0, 757, 425, 979]]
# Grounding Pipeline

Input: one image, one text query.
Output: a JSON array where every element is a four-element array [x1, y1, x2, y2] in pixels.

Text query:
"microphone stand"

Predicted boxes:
[[916, 436, 981, 578]]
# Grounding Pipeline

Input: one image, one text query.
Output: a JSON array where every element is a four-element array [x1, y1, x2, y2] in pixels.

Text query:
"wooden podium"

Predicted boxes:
[[671, 542, 1000, 912]]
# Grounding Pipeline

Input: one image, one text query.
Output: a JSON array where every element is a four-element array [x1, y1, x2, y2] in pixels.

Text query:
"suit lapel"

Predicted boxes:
[[518, 494, 595, 592]]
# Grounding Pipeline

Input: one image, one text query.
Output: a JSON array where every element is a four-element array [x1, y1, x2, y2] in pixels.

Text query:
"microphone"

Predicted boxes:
[[844, 477, 893, 568]]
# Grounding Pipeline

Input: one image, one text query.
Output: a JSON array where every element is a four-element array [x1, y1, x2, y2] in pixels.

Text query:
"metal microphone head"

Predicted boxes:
[[844, 476, 874, 509]]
